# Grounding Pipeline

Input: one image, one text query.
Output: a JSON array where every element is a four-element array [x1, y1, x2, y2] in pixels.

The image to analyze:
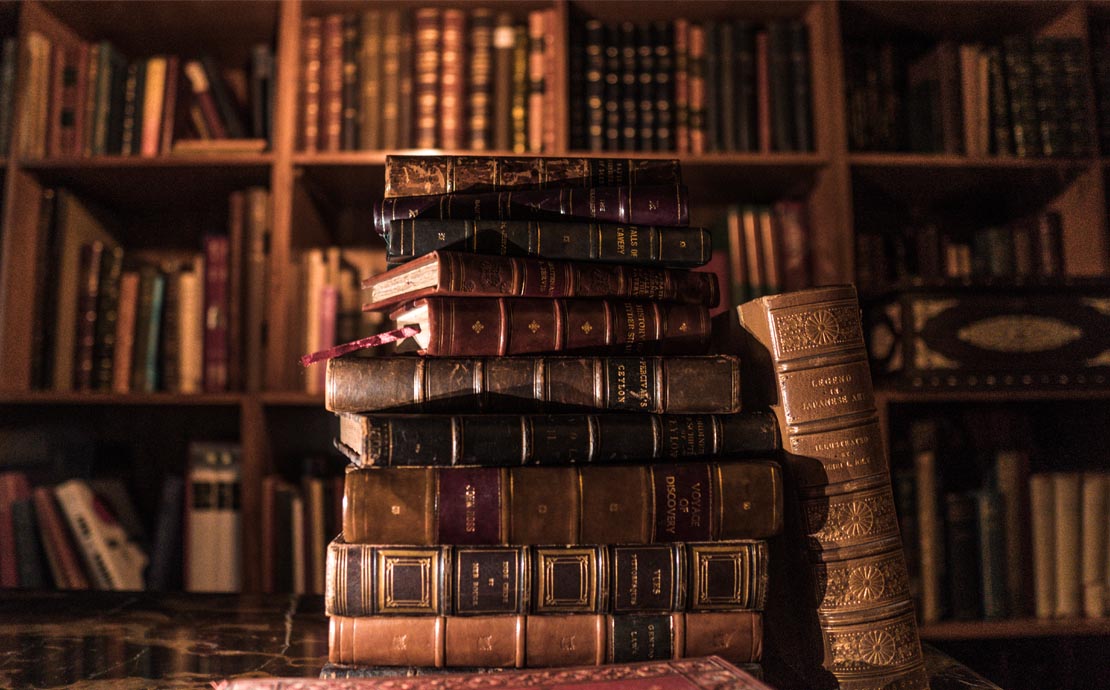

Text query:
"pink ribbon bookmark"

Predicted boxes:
[[299, 325, 421, 367]]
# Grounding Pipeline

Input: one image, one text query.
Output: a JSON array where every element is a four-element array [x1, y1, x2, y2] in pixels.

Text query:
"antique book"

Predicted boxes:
[[467, 9, 494, 150], [387, 297, 710, 356], [383, 219, 711, 268], [1029, 472, 1055, 619], [944, 492, 981, 620], [32, 485, 90, 589], [335, 410, 778, 467], [1081, 473, 1109, 618], [414, 8, 440, 148], [325, 354, 741, 414], [373, 186, 689, 236], [361, 251, 719, 311], [321, 14, 344, 151], [318, 661, 763, 681], [737, 285, 925, 690], [216, 655, 774, 690], [54, 479, 147, 590], [865, 285, 1110, 389], [326, 537, 768, 616], [328, 612, 762, 667], [343, 461, 783, 545], [1053, 472, 1082, 618], [384, 155, 682, 198]]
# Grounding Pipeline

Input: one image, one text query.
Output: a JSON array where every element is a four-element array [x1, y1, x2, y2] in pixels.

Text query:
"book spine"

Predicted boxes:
[[1053, 472, 1082, 618], [468, 9, 494, 151], [383, 156, 682, 198], [250, 44, 273, 142], [511, 22, 529, 153], [440, 9, 466, 150], [652, 22, 673, 151], [789, 22, 812, 151], [912, 420, 944, 623], [184, 60, 229, 139], [178, 267, 204, 394], [358, 10, 382, 150], [139, 56, 166, 157], [414, 8, 441, 149], [386, 252, 717, 306], [379, 9, 400, 147], [375, 186, 689, 235], [321, 14, 344, 152], [703, 22, 718, 152], [325, 354, 740, 415], [994, 450, 1031, 617], [301, 17, 323, 151], [92, 43, 115, 155], [396, 10, 414, 148], [82, 43, 100, 156], [339, 411, 778, 467], [342, 462, 781, 546], [0, 38, 17, 157], [203, 235, 230, 392], [977, 490, 1008, 619], [492, 12, 515, 151], [673, 19, 689, 154], [734, 22, 756, 152], [46, 43, 65, 157], [30, 189, 57, 389], [687, 24, 706, 154], [120, 60, 143, 155], [737, 286, 924, 686], [244, 188, 269, 392], [773, 201, 810, 292], [340, 14, 360, 151], [160, 269, 182, 393], [1029, 473, 1055, 619], [527, 10, 547, 152], [1003, 36, 1040, 157], [944, 492, 981, 620], [158, 55, 180, 155], [202, 55, 245, 139], [328, 611, 762, 667], [767, 23, 794, 152], [1034, 210, 1064, 277], [92, 245, 124, 391], [31, 485, 89, 589], [326, 540, 767, 617], [1082, 473, 1108, 618], [410, 297, 709, 357], [986, 45, 1010, 154], [385, 219, 710, 267], [717, 23, 735, 152], [636, 23, 655, 151], [111, 271, 139, 393], [74, 241, 105, 390], [755, 31, 771, 152]]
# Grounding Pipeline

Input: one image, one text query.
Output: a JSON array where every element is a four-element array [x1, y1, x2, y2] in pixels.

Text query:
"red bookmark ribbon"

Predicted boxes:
[[299, 325, 421, 366]]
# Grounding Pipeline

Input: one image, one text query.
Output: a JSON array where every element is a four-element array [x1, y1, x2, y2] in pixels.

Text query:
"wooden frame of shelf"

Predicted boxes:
[[920, 617, 1110, 640]]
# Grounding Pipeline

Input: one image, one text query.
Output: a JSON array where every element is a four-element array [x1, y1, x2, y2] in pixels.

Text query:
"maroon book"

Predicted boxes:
[[214, 656, 774, 690], [203, 234, 230, 391], [390, 296, 710, 357]]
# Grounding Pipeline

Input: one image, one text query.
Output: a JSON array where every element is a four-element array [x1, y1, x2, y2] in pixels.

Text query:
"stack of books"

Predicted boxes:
[[314, 154, 787, 675]]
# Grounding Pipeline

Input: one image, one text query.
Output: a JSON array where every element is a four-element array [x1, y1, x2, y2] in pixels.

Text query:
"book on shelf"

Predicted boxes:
[[216, 656, 774, 690], [335, 410, 779, 467], [326, 538, 768, 617], [382, 218, 713, 268], [361, 251, 719, 312], [328, 612, 763, 668], [736, 285, 925, 690], [342, 462, 782, 546], [54, 478, 147, 591], [324, 354, 742, 415], [184, 442, 242, 593]]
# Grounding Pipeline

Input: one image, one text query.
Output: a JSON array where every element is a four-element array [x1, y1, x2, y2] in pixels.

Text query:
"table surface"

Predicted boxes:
[[0, 591, 1000, 690]]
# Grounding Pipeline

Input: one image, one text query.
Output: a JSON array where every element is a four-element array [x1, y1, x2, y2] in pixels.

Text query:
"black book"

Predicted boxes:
[[945, 491, 982, 620], [789, 21, 813, 152], [636, 23, 655, 151], [767, 22, 795, 151], [985, 46, 1013, 155], [652, 21, 673, 151], [568, 15, 588, 151], [340, 14, 360, 151], [717, 22, 736, 151], [704, 20, 719, 151], [251, 44, 274, 141], [619, 21, 638, 150], [201, 54, 246, 139], [585, 19, 606, 151], [1002, 36, 1041, 157], [92, 245, 124, 391], [604, 23, 622, 150]]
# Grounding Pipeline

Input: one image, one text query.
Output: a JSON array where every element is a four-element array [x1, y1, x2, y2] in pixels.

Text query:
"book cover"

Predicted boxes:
[[184, 442, 242, 593]]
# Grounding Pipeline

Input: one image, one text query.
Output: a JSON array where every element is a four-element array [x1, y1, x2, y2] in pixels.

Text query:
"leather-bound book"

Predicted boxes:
[[202, 235, 230, 392], [328, 613, 762, 667], [342, 461, 782, 545], [326, 537, 768, 616], [340, 14, 359, 151], [674, 19, 690, 154], [387, 296, 710, 356], [361, 251, 718, 311], [511, 22, 529, 153], [384, 155, 682, 198], [414, 8, 441, 149], [358, 9, 382, 150], [439, 9, 466, 150], [687, 24, 706, 154], [217, 656, 774, 690], [734, 22, 757, 152], [379, 9, 400, 148], [468, 9, 494, 151], [335, 410, 778, 467], [325, 354, 742, 414], [527, 9, 546, 152], [301, 16, 323, 152], [373, 185, 689, 236], [74, 241, 105, 390], [384, 218, 710, 267], [492, 11, 515, 151], [653, 21, 674, 151], [944, 491, 982, 620], [737, 285, 925, 690], [92, 245, 124, 391], [321, 14, 344, 152]]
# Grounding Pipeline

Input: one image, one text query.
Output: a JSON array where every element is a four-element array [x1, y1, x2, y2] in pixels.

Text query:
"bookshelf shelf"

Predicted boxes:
[[258, 391, 326, 407], [919, 617, 1110, 640], [22, 155, 275, 169], [876, 386, 1110, 406], [849, 153, 1095, 170]]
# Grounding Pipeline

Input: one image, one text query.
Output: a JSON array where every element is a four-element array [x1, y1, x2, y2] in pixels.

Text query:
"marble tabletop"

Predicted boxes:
[[0, 591, 1000, 690]]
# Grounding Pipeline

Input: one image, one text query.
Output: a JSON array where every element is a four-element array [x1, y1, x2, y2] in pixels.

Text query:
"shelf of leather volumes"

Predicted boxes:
[[0, 0, 1107, 637]]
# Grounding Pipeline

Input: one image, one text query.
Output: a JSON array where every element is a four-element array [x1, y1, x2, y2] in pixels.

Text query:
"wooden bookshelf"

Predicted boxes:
[[0, 4, 1105, 654], [920, 617, 1110, 641]]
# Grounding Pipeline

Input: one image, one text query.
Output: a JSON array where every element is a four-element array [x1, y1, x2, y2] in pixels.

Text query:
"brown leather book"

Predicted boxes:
[[31, 485, 90, 590], [328, 612, 762, 667], [321, 14, 344, 152], [492, 11, 515, 151], [325, 354, 742, 414], [388, 297, 710, 357], [439, 9, 466, 150], [342, 461, 782, 545], [300, 17, 323, 152], [736, 286, 925, 690], [216, 656, 774, 690], [358, 9, 383, 150], [468, 9, 494, 150], [361, 251, 719, 312], [384, 155, 682, 198], [414, 8, 441, 149], [325, 537, 769, 616]]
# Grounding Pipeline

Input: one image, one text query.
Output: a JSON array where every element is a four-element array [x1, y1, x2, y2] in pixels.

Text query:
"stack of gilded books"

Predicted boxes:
[[316, 154, 786, 677]]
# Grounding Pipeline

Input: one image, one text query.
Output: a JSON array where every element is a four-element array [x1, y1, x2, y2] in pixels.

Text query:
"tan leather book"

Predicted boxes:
[[1053, 472, 1082, 618], [343, 462, 782, 546], [300, 17, 323, 152], [1029, 473, 1056, 619], [1081, 472, 1108, 618], [328, 612, 762, 667], [737, 285, 924, 690], [439, 9, 465, 150]]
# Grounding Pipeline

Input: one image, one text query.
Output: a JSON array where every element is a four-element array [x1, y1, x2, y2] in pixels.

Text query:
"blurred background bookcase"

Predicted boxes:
[[0, 2, 1108, 688]]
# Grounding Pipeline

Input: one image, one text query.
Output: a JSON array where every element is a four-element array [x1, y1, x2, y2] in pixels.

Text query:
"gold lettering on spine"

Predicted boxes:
[[464, 484, 477, 533]]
